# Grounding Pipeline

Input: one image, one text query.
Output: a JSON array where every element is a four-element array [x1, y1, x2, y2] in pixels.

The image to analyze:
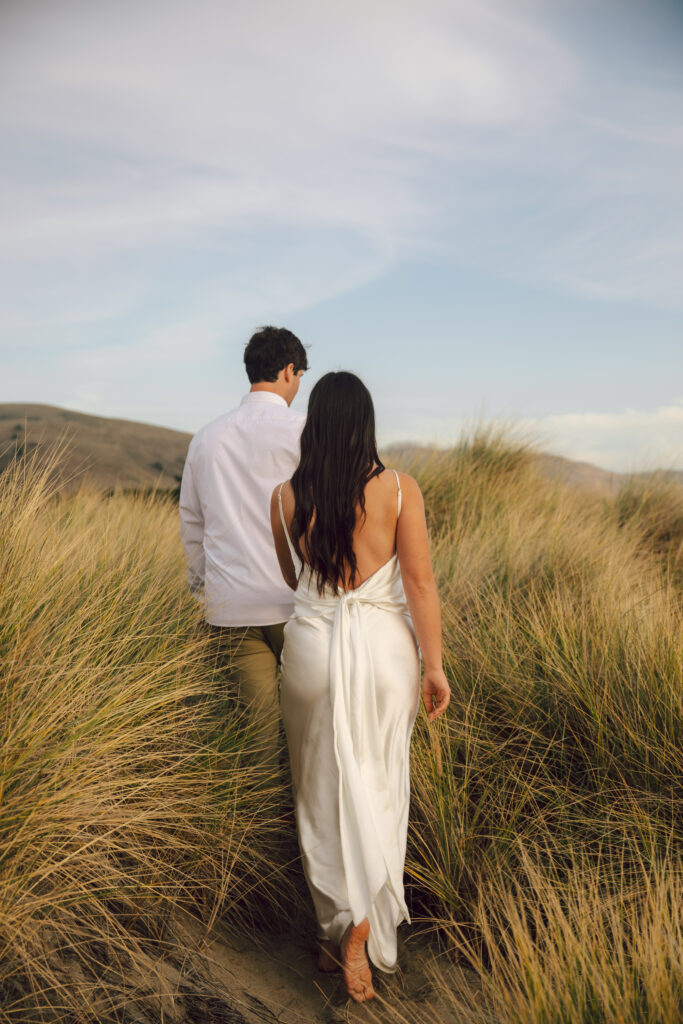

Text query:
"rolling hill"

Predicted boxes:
[[1, 403, 680, 495], [0, 404, 191, 492]]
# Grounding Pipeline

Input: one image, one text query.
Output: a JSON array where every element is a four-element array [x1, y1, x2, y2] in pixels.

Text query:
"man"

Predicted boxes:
[[179, 326, 308, 763]]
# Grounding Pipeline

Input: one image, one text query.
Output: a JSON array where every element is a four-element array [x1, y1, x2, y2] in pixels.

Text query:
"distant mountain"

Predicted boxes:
[[383, 442, 683, 496], [0, 404, 191, 492], [531, 452, 625, 495], [1, 404, 681, 495]]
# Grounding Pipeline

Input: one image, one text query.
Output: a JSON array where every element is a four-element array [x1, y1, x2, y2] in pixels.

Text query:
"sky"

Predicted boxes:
[[1, 0, 682, 472]]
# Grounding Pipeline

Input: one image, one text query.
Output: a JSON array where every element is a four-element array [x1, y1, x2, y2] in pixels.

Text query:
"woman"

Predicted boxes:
[[270, 372, 450, 1004]]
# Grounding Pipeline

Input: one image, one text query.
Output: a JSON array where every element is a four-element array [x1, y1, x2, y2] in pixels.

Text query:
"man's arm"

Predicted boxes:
[[179, 453, 205, 595]]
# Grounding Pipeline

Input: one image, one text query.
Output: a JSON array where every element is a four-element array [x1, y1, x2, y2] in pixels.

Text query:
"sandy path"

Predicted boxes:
[[174, 911, 475, 1023]]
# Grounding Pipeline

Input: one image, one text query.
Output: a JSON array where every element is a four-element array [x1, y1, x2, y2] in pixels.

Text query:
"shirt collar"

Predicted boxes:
[[240, 391, 288, 408]]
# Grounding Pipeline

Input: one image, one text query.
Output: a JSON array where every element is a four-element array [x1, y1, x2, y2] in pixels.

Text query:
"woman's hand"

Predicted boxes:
[[422, 667, 451, 722]]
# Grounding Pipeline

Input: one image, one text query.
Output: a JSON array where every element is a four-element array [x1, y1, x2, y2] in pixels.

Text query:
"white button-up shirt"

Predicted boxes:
[[179, 391, 305, 626]]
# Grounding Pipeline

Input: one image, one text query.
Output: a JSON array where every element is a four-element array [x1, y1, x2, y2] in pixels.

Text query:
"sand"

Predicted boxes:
[[166, 910, 476, 1024]]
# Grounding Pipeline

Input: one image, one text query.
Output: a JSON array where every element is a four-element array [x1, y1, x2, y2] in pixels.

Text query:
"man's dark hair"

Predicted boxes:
[[243, 326, 308, 384]]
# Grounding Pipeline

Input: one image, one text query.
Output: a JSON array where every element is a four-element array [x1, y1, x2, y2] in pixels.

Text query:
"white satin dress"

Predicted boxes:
[[278, 471, 420, 972]]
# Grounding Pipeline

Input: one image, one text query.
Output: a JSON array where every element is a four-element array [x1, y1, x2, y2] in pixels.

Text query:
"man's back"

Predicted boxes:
[[180, 391, 305, 626]]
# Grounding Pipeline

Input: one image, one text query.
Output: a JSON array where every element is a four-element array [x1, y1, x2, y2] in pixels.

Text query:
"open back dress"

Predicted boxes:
[[278, 470, 420, 972]]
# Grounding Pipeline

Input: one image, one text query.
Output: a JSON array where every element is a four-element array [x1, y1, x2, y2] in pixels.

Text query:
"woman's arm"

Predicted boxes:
[[395, 473, 450, 721], [270, 482, 298, 590]]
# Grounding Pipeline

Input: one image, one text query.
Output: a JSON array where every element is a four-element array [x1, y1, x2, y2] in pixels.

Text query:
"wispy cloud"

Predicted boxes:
[[531, 400, 683, 472], [2, 0, 680, 328], [392, 399, 683, 473], [1, 0, 681, 466]]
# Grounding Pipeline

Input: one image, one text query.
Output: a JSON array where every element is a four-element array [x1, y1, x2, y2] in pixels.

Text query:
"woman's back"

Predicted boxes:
[[277, 467, 403, 592]]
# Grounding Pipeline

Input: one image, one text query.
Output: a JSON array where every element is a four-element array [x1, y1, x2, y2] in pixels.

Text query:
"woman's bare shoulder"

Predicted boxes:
[[389, 470, 423, 502], [270, 478, 294, 513], [271, 478, 293, 496]]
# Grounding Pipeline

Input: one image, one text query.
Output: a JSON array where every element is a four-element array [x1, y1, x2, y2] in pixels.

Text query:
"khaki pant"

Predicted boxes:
[[207, 622, 285, 767]]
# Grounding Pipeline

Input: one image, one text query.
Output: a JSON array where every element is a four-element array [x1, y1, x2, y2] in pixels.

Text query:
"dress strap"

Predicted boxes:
[[392, 469, 402, 517], [278, 482, 300, 563]]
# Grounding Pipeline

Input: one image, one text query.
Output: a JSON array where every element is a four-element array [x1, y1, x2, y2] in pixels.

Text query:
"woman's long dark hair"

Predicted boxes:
[[291, 371, 384, 594]]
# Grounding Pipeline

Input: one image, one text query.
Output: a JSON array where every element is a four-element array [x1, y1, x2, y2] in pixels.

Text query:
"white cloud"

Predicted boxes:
[[0, 0, 677, 325], [531, 400, 683, 472], [1, 0, 681, 436], [389, 400, 683, 473], [0, 0, 579, 316]]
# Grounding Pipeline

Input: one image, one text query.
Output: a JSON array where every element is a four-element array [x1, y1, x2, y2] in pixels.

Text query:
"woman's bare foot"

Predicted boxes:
[[317, 939, 340, 972], [340, 919, 374, 1002]]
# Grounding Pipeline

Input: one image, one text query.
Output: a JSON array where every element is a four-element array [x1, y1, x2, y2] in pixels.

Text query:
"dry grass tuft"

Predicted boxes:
[[398, 429, 682, 1023], [0, 447, 302, 1022], [2, 432, 682, 1022]]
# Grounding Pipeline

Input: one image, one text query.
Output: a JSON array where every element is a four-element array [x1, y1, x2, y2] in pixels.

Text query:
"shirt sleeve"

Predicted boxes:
[[179, 449, 206, 595]]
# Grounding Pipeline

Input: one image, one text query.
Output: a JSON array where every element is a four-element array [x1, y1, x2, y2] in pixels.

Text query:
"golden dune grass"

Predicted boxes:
[[0, 448, 302, 1022], [398, 433, 682, 1023], [1, 433, 681, 1022]]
